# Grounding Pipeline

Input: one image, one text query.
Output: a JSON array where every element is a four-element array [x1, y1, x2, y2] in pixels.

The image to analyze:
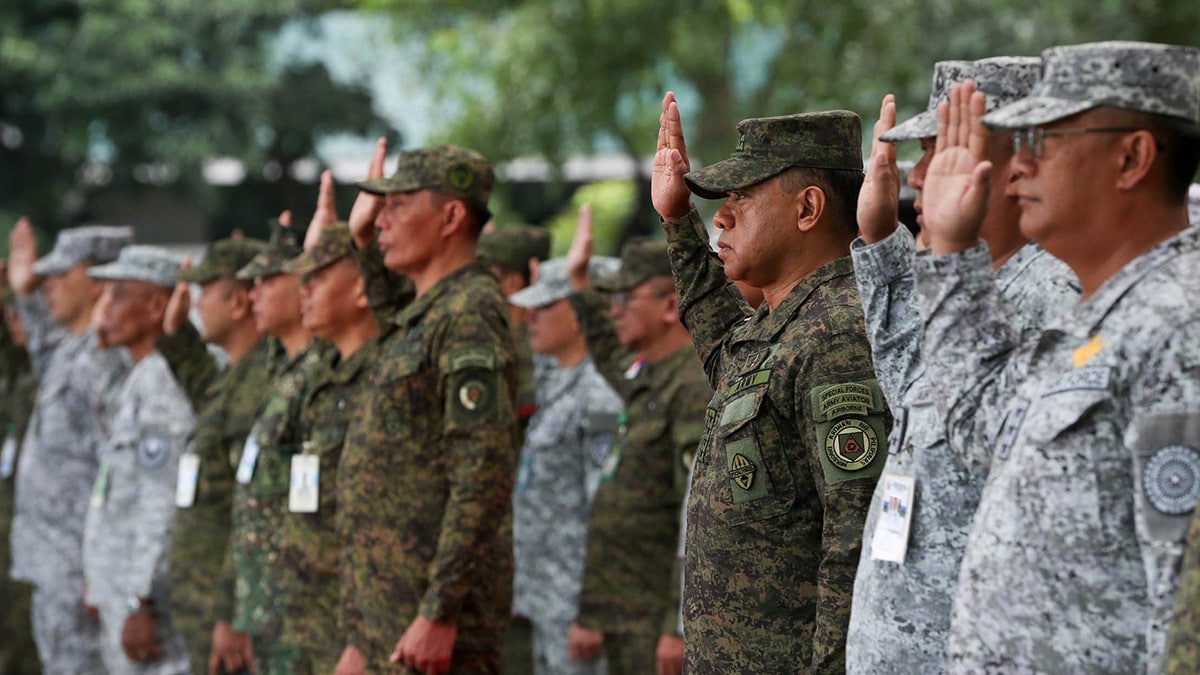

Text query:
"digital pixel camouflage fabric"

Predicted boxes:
[[664, 209, 888, 674], [338, 261, 517, 673]]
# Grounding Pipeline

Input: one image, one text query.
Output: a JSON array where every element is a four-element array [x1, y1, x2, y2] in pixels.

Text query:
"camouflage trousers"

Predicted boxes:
[[95, 594, 189, 675], [600, 624, 658, 675], [0, 579, 39, 674], [30, 583, 104, 675]]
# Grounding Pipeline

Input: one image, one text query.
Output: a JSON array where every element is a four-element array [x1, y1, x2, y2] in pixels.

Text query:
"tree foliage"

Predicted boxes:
[[363, 0, 1200, 238], [0, 0, 391, 232]]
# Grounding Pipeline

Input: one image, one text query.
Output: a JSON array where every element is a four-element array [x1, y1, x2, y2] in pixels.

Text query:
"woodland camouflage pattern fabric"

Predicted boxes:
[[663, 210, 888, 674], [566, 288, 708, 644], [168, 338, 275, 673], [278, 339, 378, 673], [338, 261, 517, 673], [846, 227, 1077, 673], [914, 228, 1200, 672], [982, 41, 1200, 130], [231, 342, 327, 669]]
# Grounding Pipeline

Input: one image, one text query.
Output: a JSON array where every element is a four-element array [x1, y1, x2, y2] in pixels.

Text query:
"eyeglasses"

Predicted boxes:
[[1012, 126, 1146, 159], [609, 290, 670, 307]]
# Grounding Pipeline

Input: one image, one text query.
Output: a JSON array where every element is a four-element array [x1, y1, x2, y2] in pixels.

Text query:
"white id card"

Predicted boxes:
[[870, 474, 916, 564], [0, 432, 17, 479], [289, 454, 319, 513], [175, 454, 200, 508], [236, 435, 261, 485]]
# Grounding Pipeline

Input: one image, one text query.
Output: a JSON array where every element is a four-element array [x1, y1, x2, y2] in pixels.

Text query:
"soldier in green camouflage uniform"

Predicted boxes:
[[272, 221, 411, 674], [0, 293, 39, 675], [337, 145, 518, 675], [564, 238, 710, 675], [479, 225, 552, 438], [653, 96, 888, 673], [166, 238, 270, 675]]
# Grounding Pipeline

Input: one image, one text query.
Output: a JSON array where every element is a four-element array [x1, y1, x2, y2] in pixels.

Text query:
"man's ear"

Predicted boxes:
[[1114, 129, 1157, 192], [441, 200, 471, 238], [795, 185, 826, 233], [352, 276, 370, 310], [661, 291, 681, 325], [230, 285, 254, 322]]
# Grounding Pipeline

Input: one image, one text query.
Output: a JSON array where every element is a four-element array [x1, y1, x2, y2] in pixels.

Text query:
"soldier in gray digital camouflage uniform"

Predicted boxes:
[[913, 41, 1200, 672], [83, 246, 194, 675], [845, 57, 1079, 672], [6, 221, 133, 675], [507, 256, 622, 675]]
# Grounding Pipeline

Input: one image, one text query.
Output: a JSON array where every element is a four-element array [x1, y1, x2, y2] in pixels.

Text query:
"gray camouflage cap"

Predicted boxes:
[[593, 238, 672, 292], [508, 256, 621, 309], [685, 110, 863, 200], [982, 41, 1200, 131], [281, 222, 354, 276], [33, 225, 134, 277], [356, 145, 494, 216], [236, 219, 303, 280], [478, 225, 552, 271], [87, 245, 184, 289], [882, 57, 1041, 143], [178, 238, 267, 284]]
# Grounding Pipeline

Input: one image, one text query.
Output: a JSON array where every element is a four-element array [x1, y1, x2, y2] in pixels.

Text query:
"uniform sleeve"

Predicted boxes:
[[661, 209, 752, 388], [418, 315, 518, 622], [567, 289, 635, 397], [156, 320, 221, 413], [581, 379, 622, 503], [913, 244, 1024, 471], [354, 239, 415, 327], [16, 290, 67, 380], [798, 332, 889, 674], [662, 371, 709, 637], [849, 227, 923, 409], [130, 365, 197, 598]]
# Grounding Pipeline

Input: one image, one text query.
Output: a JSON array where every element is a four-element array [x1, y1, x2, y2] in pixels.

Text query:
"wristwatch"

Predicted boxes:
[[126, 595, 154, 614]]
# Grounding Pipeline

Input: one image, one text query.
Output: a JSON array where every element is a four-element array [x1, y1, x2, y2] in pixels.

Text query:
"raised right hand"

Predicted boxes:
[[566, 204, 594, 290], [347, 137, 389, 249], [857, 94, 901, 244], [8, 218, 38, 297]]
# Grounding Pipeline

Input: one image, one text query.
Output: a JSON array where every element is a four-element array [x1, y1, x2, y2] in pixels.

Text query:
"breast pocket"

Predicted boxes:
[[714, 386, 794, 526]]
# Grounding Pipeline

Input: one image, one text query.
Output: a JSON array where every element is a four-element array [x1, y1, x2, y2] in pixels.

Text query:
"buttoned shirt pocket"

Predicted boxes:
[[714, 386, 794, 526], [379, 351, 426, 440]]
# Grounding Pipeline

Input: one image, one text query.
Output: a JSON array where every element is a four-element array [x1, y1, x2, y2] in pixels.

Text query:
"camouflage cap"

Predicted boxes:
[[508, 255, 621, 309], [478, 225, 552, 271], [177, 238, 267, 284], [236, 219, 303, 280], [1189, 183, 1200, 225], [593, 238, 672, 292], [685, 111, 863, 200], [882, 57, 1041, 143], [982, 41, 1200, 131], [87, 245, 183, 289], [356, 145, 494, 213], [33, 225, 134, 277], [281, 222, 354, 276]]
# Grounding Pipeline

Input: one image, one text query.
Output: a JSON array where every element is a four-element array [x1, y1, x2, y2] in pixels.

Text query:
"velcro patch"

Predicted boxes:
[[139, 434, 170, 471], [1042, 365, 1112, 397], [811, 379, 887, 484]]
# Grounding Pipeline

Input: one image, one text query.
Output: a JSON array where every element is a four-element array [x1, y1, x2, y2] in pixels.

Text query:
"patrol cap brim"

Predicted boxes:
[[355, 175, 425, 196], [879, 110, 938, 143], [88, 262, 176, 288], [32, 251, 75, 277], [592, 268, 648, 293], [684, 157, 794, 201], [280, 249, 346, 276], [508, 283, 569, 309], [981, 96, 1098, 131]]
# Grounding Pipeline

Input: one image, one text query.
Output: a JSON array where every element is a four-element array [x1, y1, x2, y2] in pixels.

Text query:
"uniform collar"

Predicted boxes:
[[736, 255, 856, 343], [392, 261, 489, 331]]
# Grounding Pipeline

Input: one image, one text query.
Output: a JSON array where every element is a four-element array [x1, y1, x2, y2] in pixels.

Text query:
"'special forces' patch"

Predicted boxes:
[[139, 434, 170, 470], [824, 418, 879, 471], [811, 379, 888, 485], [1143, 445, 1200, 515]]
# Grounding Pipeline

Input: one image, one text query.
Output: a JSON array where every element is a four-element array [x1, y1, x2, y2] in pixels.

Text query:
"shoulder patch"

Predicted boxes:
[[139, 433, 171, 471], [811, 379, 887, 485], [1144, 445, 1200, 515], [447, 346, 497, 373]]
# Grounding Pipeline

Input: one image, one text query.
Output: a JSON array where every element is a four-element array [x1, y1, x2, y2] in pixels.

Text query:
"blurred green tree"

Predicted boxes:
[[0, 1, 392, 234], [361, 0, 1199, 240]]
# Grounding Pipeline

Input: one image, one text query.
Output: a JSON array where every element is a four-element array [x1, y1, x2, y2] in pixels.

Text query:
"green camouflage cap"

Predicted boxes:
[[882, 57, 1041, 143], [685, 110, 863, 200], [594, 238, 672, 292], [983, 41, 1200, 131], [178, 238, 267, 283], [236, 219, 303, 280], [478, 225, 552, 271], [508, 255, 621, 308], [281, 222, 354, 276], [356, 145, 494, 213], [88, 245, 184, 289]]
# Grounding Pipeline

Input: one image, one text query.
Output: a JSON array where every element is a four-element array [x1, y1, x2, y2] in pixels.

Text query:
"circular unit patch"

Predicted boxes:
[[1143, 444, 1200, 515], [457, 377, 495, 416], [139, 434, 170, 470], [824, 418, 879, 472]]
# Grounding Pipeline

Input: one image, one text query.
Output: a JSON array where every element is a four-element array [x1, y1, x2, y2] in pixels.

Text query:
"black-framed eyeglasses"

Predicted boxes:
[[609, 290, 670, 307], [1012, 126, 1147, 159]]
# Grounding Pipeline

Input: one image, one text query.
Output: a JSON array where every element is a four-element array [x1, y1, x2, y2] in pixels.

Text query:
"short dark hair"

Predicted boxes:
[[430, 191, 492, 237], [779, 166, 865, 238], [1145, 115, 1200, 201]]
